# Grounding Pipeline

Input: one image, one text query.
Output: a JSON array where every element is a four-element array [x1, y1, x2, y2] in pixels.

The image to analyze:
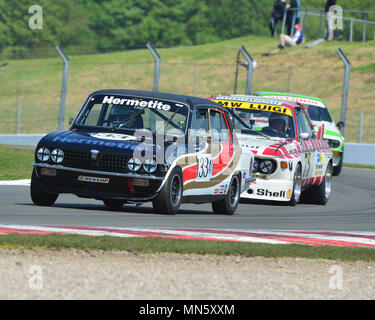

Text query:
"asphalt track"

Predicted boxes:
[[0, 167, 374, 232]]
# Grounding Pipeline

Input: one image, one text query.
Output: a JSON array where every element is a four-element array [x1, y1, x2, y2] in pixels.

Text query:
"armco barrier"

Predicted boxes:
[[343, 143, 375, 166], [0, 134, 44, 147], [0, 135, 374, 166]]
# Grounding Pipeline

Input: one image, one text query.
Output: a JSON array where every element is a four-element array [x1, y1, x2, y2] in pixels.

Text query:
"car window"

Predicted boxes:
[[307, 105, 332, 122], [210, 109, 230, 143], [296, 108, 313, 137], [193, 108, 209, 132]]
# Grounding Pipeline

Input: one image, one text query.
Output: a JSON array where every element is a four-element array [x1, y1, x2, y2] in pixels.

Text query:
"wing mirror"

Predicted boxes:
[[336, 121, 344, 129], [300, 132, 310, 140]]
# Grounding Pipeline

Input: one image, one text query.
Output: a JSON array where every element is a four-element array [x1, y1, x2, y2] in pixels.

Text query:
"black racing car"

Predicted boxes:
[[31, 89, 253, 215]]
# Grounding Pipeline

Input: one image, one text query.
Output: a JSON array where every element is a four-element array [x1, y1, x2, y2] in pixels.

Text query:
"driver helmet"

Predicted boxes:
[[295, 24, 302, 31], [109, 105, 137, 121], [268, 112, 289, 132]]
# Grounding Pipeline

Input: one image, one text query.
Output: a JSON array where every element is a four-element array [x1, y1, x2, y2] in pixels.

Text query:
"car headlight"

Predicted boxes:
[[127, 157, 142, 172], [37, 147, 50, 162], [143, 159, 157, 173], [51, 149, 64, 163], [259, 159, 276, 174], [324, 139, 340, 149]]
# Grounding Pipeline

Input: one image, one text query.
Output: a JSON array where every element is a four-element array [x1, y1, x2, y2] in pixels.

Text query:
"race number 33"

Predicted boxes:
[[196, 154, 213, 181]]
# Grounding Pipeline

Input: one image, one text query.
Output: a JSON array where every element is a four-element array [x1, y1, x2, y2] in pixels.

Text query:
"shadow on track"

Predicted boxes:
[[17, 202, 213, 216]]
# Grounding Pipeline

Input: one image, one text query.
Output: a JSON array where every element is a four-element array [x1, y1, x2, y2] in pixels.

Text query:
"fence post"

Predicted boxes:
[[281, 10, 287, 35], [336, 48, 351, 137], [146, 42, 161, 92], [349, 19, 353, 42], [233, 46, 256, 95], [16, 101, 21, 134], [56, 46, 69, 131], [359, 111, 364, 143], [363, 13, 368, 42]]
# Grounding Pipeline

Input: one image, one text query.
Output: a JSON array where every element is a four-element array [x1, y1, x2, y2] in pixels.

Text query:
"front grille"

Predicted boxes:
[[63, 150, 129, 173], [64, 151, 91, 169], [97, 153, 129, 172]]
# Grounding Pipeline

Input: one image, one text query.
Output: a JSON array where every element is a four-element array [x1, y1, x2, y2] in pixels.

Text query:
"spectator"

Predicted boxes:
[[279, 24, 304, 49], [286, 0, 300, 35], [269, 0, 287, 37], [262, 24, 304, 56], [325, 0, 337, 40]]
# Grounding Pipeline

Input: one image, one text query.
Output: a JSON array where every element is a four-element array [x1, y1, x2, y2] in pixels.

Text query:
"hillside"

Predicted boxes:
[[0, 36, 374, 143]]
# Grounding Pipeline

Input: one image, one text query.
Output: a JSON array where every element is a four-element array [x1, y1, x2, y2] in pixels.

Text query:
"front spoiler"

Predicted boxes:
[[241, 178, 294, 202]]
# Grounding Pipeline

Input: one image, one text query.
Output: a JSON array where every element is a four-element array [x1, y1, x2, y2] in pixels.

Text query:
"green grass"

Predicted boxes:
[[352, 62, 375, 73], [0, 145, 34, 180], [343, 163, 375, 170], [1, 36, 375, 143], [0, 233, 374, 261]]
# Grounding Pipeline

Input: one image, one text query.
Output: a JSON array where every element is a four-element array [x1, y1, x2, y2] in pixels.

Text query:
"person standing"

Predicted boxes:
[[269, 0, 287, 37], [325, 0, 337, 40]]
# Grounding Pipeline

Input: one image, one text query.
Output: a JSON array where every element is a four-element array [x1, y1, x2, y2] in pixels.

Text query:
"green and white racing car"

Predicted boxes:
[[256, 92, 344, 176]]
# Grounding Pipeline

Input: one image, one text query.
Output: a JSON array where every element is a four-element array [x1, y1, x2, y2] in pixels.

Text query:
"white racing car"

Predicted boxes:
[[209, 95, 333, 205], [256, 92, 345, 176]]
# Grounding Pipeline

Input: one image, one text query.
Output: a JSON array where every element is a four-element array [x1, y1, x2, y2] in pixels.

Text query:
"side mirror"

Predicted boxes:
[[300, 132, 310, 140], [336, 121, 344, 129]]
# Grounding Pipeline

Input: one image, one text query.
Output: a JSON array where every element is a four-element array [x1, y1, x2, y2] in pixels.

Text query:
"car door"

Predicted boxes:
[[295, 107, 315, 184], [208, 108, 236, 192], [181, 107, 213, 196]]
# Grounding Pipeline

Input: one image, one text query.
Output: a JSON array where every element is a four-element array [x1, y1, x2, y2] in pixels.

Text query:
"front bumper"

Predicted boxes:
[[32, 162, 164, 202], [241, 177, 293, 202]]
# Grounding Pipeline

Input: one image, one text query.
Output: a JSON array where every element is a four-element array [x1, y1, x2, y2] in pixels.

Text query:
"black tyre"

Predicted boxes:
[[103, 199, 125, 210], [153, 167, 183, 215], [212, 175, 240, 215], [30, 170, 58, 206], [303, 162, 333, 205], [332, 152, 343, 176], [289, 164, 302, 206]]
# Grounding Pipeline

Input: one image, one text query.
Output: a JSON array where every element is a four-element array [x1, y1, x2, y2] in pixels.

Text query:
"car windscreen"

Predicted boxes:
[[307, 104, 332, 122], [75, 94, 189, 134], [230, 108, 296, 139]]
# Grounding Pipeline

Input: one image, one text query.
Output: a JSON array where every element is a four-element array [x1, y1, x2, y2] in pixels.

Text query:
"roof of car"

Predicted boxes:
[[209, 94, 298, 110], [90, 89, 221, 108], [255, 91, 327, 107]]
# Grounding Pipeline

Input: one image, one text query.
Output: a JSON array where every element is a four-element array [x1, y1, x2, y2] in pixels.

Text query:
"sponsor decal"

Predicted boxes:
[[257, 189, 287, 198], [317, 152, 322, 163], [286, 189, 292, 199], [251, 173, 268, 180], [213, 99, 293, 117], [89, 133, 137, 141], [52, 135, 139, 150], [91, 149, 99, 160], [102, 95, 172, 111], [315, 163, 324, 176], [77, 176, 110, 184], [215, 96, 285, 106]]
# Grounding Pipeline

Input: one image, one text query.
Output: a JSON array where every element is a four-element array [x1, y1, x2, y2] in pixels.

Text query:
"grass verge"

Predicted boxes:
[[0, 233, 374, 261], [0, 145, 34, 180], [343, 163, 375, 170]]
